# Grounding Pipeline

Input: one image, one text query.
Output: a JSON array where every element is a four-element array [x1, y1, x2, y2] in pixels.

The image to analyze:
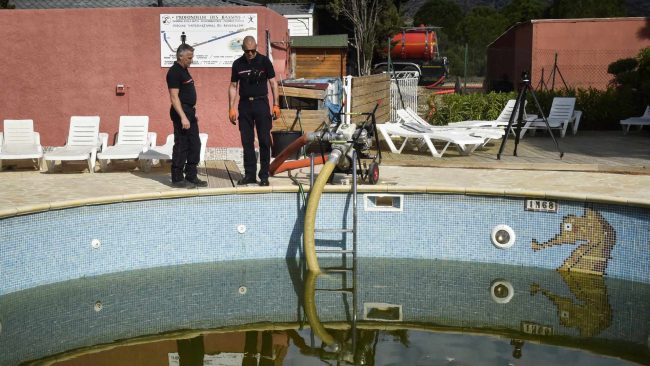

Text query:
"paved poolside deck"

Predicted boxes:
[[0, 131, 649, 215]]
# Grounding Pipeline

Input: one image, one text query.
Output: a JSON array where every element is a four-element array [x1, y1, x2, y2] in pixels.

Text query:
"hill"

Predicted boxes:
[[403, 0, 649, 24]]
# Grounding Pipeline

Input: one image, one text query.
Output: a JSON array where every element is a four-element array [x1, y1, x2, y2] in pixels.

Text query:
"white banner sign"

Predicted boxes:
[[160, 14, 257, 67]]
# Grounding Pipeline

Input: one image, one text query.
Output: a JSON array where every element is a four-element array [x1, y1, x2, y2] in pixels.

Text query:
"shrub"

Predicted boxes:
[[607, 58, 638, 76], [427, 91, 516, 125], [428, 87, 644, 130]]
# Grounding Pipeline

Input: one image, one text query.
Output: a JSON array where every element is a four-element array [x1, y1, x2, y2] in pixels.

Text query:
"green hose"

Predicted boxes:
[[302, 148, 344, 347], [303, 149, 341, 273], [304, 270, 338, 346]]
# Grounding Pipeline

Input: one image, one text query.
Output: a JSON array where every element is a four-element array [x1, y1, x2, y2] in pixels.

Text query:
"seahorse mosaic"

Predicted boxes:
[[530, 207, 615, 336]]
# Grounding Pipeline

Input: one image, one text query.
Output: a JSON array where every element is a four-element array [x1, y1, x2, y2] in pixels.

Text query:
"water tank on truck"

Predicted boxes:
[[373, 27, 448, 86]]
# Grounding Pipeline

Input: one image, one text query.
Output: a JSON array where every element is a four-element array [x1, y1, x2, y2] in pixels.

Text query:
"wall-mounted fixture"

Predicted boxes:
[[491, 224, 515, 249], [115, 84, 126, 96], [364, 194, 403, 212]]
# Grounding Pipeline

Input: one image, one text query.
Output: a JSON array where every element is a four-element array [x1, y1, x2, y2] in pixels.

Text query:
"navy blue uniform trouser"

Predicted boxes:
[[238, 98, 272, 180], [170, 105, 201, 182]]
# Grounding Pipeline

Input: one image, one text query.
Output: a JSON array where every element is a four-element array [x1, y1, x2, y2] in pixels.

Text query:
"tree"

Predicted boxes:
[[502, 0, 545, 26], [546, 0, 626, 19], [328, 0, 385, 75], [457, 6, 509, 76], [413, 0, 464, 42], [608, 47, 650, 105], [375, 0, 404, 52], [458, 7, 508, 49], [1, 0, 15, 9]]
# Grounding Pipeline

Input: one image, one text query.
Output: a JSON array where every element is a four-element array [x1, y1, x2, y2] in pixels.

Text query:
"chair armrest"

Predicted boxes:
[[165, 134, 175, 146], [34, 132, 43, 153], [147, 132, 157, 148], [199, 133, 209, 163], [98, 133, 109, 152], [524, 114, 538, 121]]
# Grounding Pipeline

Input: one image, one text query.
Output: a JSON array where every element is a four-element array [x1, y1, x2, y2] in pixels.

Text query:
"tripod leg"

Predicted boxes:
[[497, 92, 523, 160], [512, 86, 528, 156], [528, 87, 564, 158]]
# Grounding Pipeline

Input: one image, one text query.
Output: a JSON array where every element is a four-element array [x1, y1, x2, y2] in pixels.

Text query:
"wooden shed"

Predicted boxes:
[[290, 34, 348, 79]]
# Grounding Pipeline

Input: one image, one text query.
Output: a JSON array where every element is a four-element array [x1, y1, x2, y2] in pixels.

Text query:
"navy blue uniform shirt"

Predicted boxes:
[[166, 61, 197, 107], [230, 53, 275, 98]]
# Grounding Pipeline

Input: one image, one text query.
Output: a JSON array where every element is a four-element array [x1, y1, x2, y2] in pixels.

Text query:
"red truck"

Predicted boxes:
[[373, 26, 448, 86]]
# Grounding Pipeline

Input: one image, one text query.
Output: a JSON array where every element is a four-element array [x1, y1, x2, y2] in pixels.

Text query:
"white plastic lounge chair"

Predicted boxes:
[[97, 116, 154, 171], [377, 120, 486, 158], [398, 108, 504, 141], [620, 105, 650, 134], [0, 119, 43, 171], [43, 116, 105, 173], [519, 97, 576, 138], [138, 133, 208, 172]]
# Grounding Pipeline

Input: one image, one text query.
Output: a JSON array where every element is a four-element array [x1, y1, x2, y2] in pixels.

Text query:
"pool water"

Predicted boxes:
[[1, 258, 648, 365]]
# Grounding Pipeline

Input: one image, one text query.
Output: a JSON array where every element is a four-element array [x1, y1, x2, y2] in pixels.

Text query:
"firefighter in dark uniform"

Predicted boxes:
[[166, 43, 207, 188], [228, 36, 280, 187]]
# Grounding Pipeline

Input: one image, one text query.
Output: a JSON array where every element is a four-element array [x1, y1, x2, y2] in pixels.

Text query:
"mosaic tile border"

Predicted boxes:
[[1, 186, 649, 220]]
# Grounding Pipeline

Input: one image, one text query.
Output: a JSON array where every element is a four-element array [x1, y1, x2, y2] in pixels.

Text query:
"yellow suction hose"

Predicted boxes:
[[304, 270, 338, 346], [303, 148, 343, 274]]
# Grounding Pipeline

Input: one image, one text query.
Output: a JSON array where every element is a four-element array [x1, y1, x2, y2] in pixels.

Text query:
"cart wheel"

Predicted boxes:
[[367, 162, 379, 185]]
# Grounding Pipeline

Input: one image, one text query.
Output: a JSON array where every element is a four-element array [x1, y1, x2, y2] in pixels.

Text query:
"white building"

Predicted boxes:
[[267, 3, 315, 36]]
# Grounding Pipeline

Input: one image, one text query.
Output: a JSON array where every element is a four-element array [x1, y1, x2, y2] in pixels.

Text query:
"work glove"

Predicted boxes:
[[272, 105, 281, 120], [229, 108, 237, 125]]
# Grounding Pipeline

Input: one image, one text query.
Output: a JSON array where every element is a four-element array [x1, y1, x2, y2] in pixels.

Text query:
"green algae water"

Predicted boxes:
[[1, 259, 648, 365]]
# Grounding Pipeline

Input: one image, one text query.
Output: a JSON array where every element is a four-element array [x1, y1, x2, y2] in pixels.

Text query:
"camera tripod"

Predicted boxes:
[[497, 71, 564, 160]]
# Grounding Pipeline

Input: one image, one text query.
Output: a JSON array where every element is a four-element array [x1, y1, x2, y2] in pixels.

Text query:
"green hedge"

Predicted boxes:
[[428, 88, 645, 130], [427, 92, 516, 125]]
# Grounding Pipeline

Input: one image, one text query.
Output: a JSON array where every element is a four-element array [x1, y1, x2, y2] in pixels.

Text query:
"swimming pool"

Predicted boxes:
[[1, 258, 648, 364], [1, 190, 649, 364]]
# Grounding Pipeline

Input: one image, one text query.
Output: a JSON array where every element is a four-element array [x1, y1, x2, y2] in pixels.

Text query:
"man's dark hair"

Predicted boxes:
[[176, 44, 194, 60]]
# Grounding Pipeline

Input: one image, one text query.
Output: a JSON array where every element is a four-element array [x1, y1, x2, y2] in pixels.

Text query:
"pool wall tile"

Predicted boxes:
[[1, 193, 650, 296]]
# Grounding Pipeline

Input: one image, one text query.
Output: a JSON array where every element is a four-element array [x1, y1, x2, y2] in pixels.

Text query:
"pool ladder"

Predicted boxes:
[[309, 150, 359, 264], [309, 150, 359, 359]]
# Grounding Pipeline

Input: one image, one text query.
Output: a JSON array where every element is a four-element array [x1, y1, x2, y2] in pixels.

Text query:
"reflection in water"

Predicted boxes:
[[242, 331, 281, 366], [177, 336, 204, 366], [47, 328, 643, 366], [0, 259, 647, 365], [510, 339, 525, 359], [531, 271, 612, 337]]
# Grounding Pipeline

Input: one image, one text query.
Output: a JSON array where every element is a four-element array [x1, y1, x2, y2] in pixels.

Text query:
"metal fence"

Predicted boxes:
[[390, 71, 419, 122], [487, 48, 642, 91]]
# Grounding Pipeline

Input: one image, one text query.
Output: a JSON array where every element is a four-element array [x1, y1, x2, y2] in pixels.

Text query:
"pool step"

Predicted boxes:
[[315, 228, 354, 233], [315, 287, 354, 293], [315, 249, 355, 254], [322, 266, 354, 272]]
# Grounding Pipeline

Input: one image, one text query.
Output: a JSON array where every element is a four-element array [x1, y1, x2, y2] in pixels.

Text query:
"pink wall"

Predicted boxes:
[[531, 18, 650, 89], [487, 23, 532, 90], [0, 7, 288, 147], [488, 18, 650, 91]]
